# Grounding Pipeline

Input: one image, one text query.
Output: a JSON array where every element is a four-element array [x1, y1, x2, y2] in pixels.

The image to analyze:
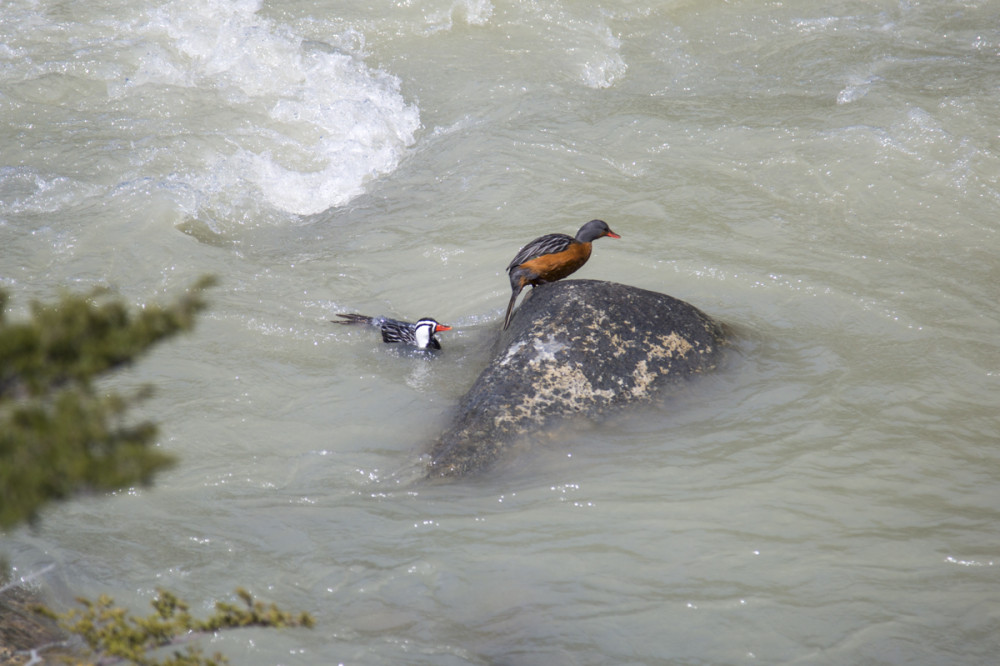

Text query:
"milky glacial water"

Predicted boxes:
[[2, 0, 999, 664]]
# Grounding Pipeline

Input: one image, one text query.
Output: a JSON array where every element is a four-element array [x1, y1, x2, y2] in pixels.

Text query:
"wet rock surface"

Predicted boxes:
[[427, 279, 726, 477], [0, 583, 69, 665]]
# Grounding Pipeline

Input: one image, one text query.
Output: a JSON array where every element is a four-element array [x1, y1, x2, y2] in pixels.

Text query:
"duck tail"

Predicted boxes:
[[502, 288, 521, 331], [333, 313, 374, 326]]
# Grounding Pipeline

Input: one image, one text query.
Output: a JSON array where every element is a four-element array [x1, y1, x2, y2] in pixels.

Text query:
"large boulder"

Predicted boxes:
[[426, 279, 726, 477]]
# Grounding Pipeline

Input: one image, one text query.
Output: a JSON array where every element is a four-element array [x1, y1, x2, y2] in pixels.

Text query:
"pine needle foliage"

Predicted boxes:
[[35, 587, 314, 666], [1, 278, 316, 665], [0, 277, 216, 528]]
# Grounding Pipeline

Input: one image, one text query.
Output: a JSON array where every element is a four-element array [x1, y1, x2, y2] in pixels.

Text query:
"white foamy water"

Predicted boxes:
[[1, 0, 419, 231], [3, 0, 1000, 664]]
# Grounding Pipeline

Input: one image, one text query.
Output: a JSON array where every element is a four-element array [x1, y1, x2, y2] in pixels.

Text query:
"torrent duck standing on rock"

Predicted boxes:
[[333, 314, 452, 350], [503, 219, 620, 330]]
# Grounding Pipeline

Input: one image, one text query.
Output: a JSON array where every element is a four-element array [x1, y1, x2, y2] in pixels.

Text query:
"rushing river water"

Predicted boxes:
[[3, 0, 1000, 663]]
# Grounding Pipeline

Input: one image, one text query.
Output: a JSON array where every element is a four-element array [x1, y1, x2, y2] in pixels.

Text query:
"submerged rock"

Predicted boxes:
[[427, 279, 726, 477]]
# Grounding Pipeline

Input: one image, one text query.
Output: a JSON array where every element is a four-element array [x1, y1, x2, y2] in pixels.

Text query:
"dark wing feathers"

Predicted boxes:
[[335, 313, 413, 344], [507, 233, 575, 271], [377, 318, 413, 344]]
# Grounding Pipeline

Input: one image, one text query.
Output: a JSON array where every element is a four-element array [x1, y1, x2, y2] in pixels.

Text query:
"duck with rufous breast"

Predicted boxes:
[[503, 219, 620, 330]]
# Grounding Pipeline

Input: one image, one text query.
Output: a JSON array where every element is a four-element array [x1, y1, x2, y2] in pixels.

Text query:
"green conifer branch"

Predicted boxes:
[[34, 588, 313, 666], [0, 277, 215, 528], [2, 278, 316, 665], [0, 276, 216, 399]]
